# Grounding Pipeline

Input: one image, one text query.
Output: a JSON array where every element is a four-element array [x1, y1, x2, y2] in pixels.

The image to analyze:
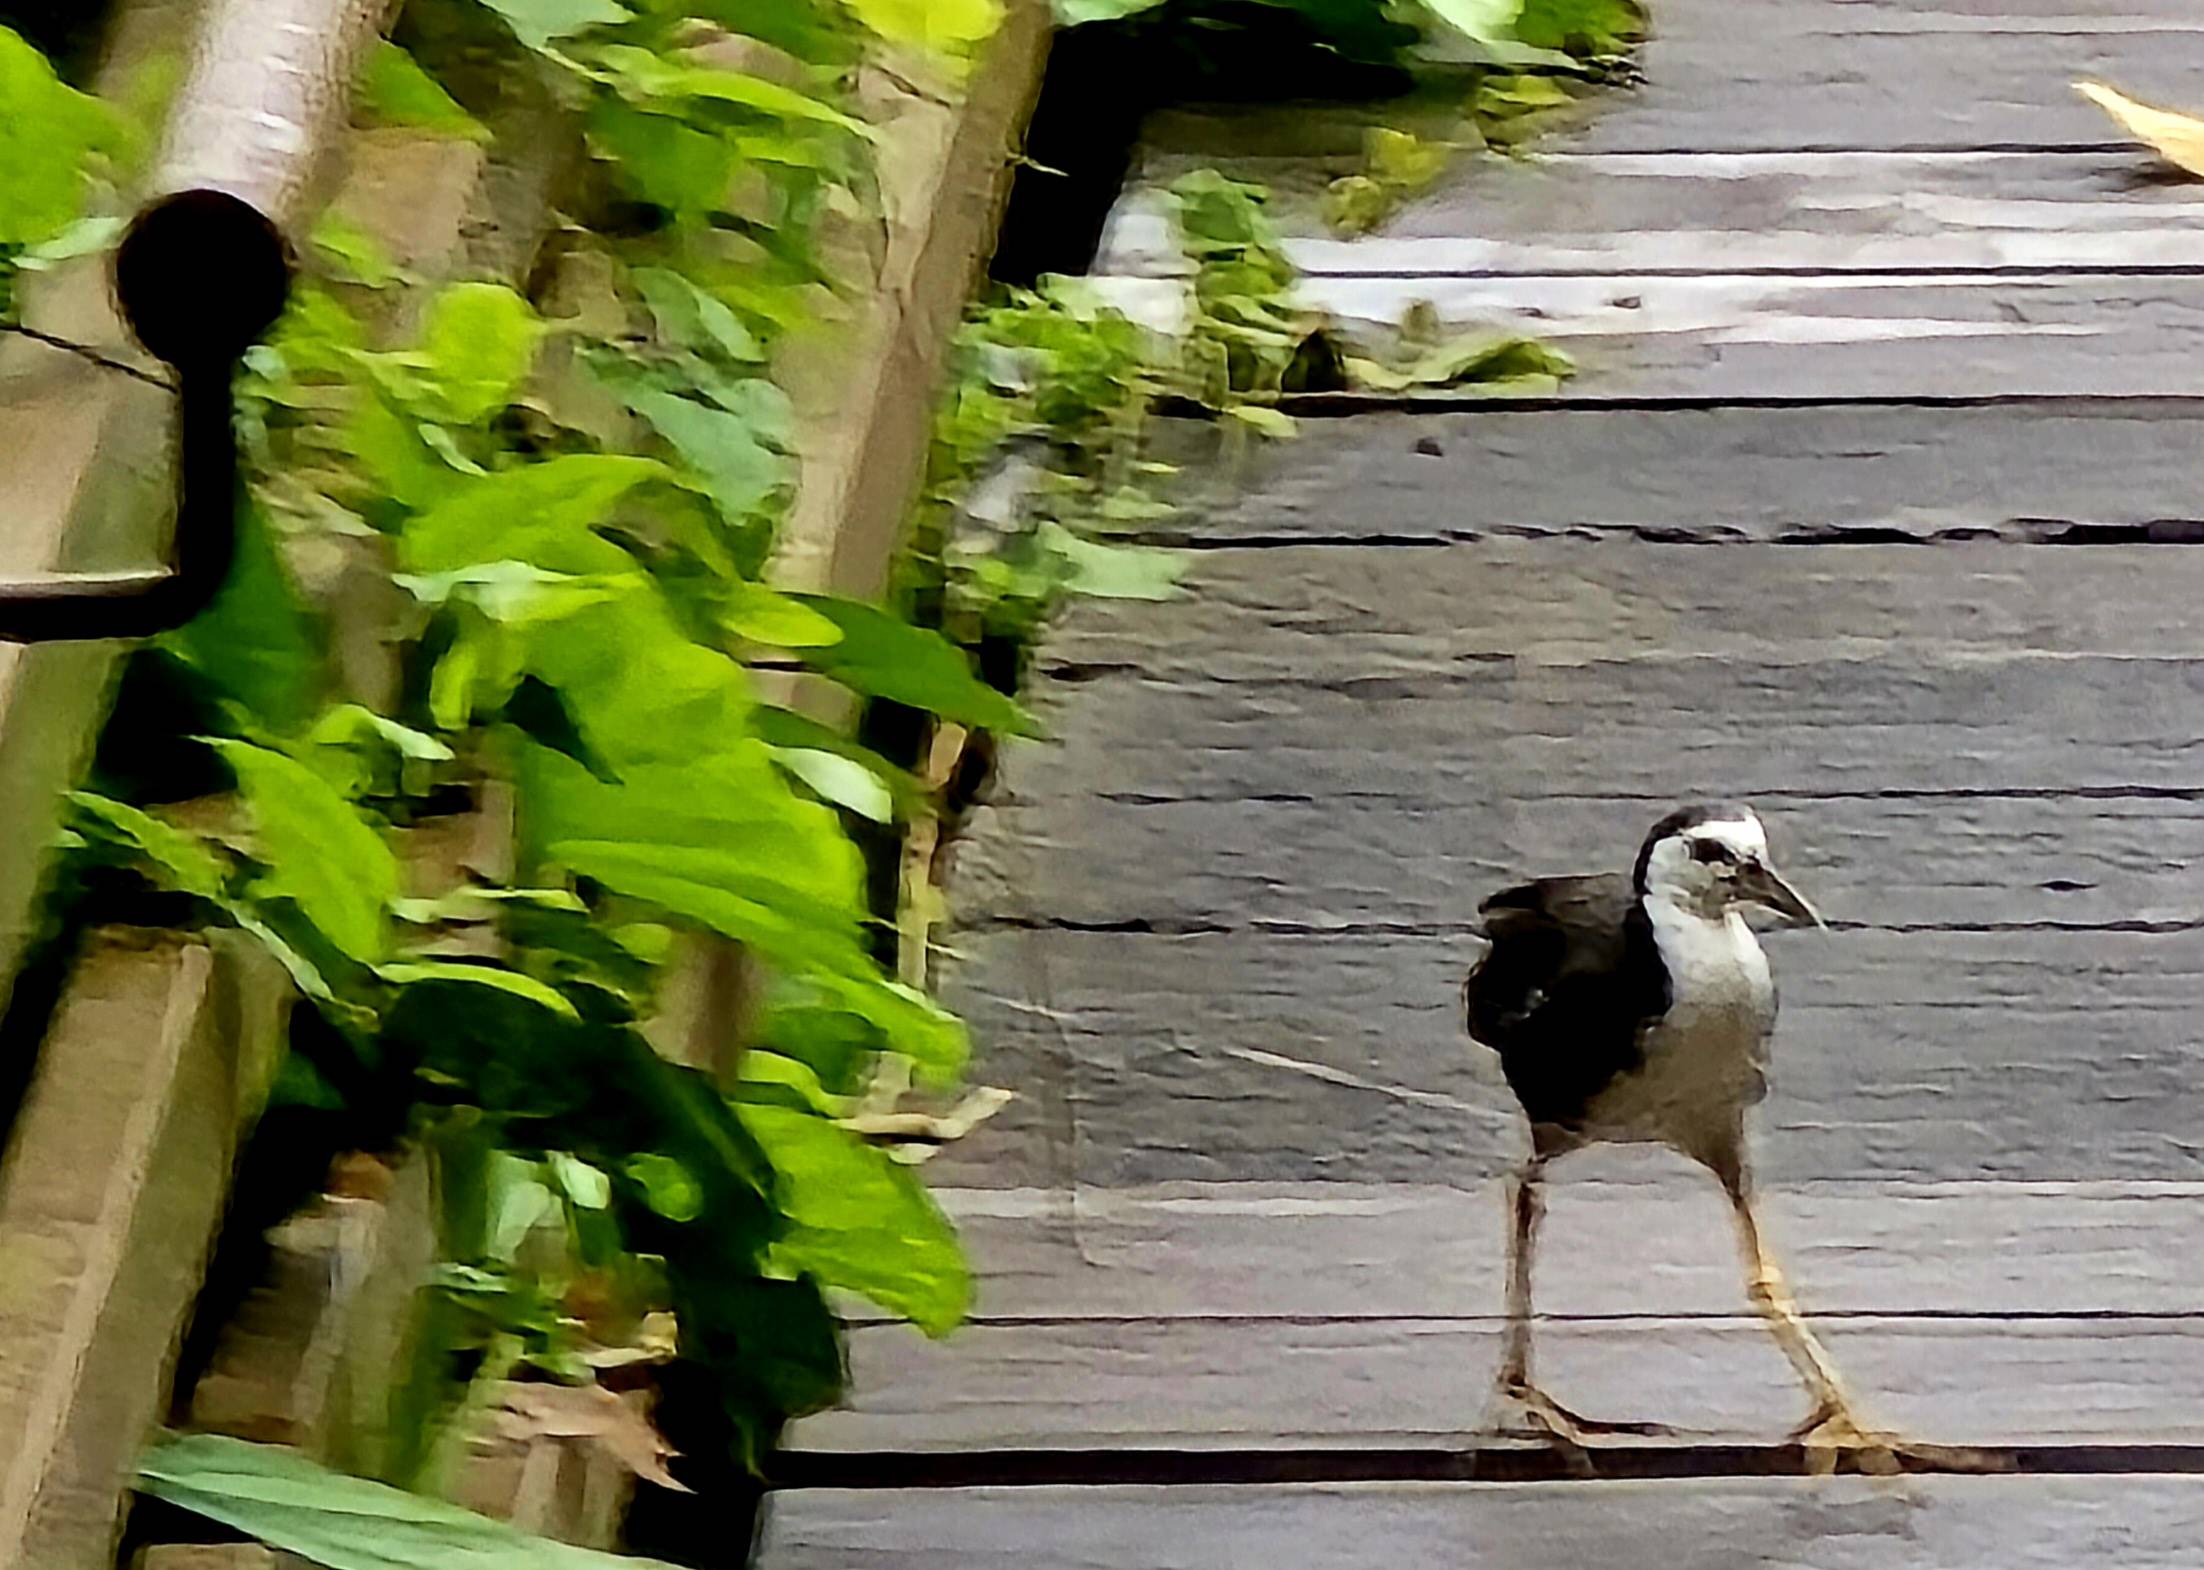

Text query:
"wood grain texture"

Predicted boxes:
[[1106, 149, 2204, 276], [906, 1181, 2204, 1322], [799, 1310, 2204, 1451], [761, 1477, 2204, 1567], [958, 787, 2204, 931], [1130, 403, 2204, 545], [932, 923, 2204, 1188], [1094, 272, 2204, 398], [1039, 541, 2204, 676], [1125, 0, 2204, 157], [997, 654, 2204, 801]]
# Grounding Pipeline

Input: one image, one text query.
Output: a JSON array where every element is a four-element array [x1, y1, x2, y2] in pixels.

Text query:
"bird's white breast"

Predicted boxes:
[[1582, 902, 1776, 1153]]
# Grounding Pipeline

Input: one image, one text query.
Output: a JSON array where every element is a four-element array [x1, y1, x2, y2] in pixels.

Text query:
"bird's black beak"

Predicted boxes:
[[1740, 857, 1823, 929]]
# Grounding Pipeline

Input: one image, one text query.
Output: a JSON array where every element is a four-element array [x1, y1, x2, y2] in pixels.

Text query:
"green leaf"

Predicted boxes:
[[1225, 402, 1297, 439], [477, 0, 634, 51], [349, 395, 463, 512], [162, 505, 322, 734], [1514, 0, 1643, 55], [846, 0, 1003, 51], [773, 747, 893, 823], [625, 1151, 704, 1221], [359, 41, 490, 142], [1039, 522, 1187, 600], [594, 46, 870, 136], [587, 100, 737, 214], [616, 385, 786, 525], [311, 213, 407, 288], [69, 794, 225, 899], [400, 454, 666, 575], [633, 267, 760, 360], [722, 580, 842, 647], [137, 1433, 686, 1570], [521, 595, 751, 767], [17, 212, 124, 270], [740, 1103, 969, 1335], [0, 28, 118, 247], [380, 960, 580, 1020], [396, 561, 636, 626], [1052, 0, 1167, 22], [309, 704, 456, 762], [418, 281, 543, 423], [788, 596, 1037, 736], [522, 737, 869, 975], [1421, 0, 1524, 43], [749, 705, 926, 812], [213, 740, 397, 963]]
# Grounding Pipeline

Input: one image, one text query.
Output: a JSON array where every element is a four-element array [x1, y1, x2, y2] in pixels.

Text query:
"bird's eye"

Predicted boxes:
[[1691, 840, 1736, 865]]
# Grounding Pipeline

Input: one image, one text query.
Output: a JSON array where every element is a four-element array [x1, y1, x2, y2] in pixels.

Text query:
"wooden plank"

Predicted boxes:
[[1105, 149, 2204, 276], [0, 933, 285, 1570], [760, 1477, 2204, 1567], [1093, 271, 2204, 398], [1123, 3, 2204, 157], [1039, 542, 2204, 675], [796, 1311, 2204, 1452], [930, 924, 2204, 1189], [958, 788, 2204, 932], [914, 1180, 2204, 1322], [1128, 403, 2204, 546], [997, 652, 2204, 800]]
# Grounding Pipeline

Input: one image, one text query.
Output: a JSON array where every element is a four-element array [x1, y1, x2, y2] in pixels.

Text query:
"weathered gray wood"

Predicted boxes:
[[1132, 403, 2204, 546], [932, 924, 2204, 1188], [760, 1477, 2204, 1568], [959, 788, 2204, 932], [914, 1180, 2204, 1322], [999, 654, 2204, 802], [796, 1311, 2204, 1451], [1096, 271, 2204, 398], [1042, 542, 2204, 676], [1106, 149, 2204, 276], [1128, 0, 2204, 157]]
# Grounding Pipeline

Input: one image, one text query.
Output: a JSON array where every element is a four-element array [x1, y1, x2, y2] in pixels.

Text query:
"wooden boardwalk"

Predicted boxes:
[[761, 0, 2204, 1561]]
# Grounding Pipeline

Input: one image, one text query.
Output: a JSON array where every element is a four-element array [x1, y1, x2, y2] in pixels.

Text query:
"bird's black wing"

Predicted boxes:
[[1463, 872, 1670, 1130]]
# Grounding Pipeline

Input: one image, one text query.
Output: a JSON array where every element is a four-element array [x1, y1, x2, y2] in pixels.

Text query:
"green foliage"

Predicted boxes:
[[214, 739, 399, 964], [139, 1433, 685, 1570], [0, 0, 1029, 1505], [741, 1102, 969, 1334], [0, 24, 122, 316], [787, 596, 1038, 735], [0, 27, 118, 247], [359, 40, 491, 141]]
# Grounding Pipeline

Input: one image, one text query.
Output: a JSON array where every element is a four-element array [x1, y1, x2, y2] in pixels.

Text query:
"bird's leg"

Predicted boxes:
[[1717, 1162, 1900, 1476], [1489, 1154, 1673, 1445]]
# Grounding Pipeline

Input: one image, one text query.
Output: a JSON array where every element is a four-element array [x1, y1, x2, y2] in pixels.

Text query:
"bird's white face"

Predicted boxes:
[[1642, 813, 1819, 926]]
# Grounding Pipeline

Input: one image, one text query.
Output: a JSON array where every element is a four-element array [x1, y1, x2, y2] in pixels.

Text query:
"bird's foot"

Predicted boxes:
[[1490, 1380, 1676, 1445], [1788, 1400, 1903, 1477]]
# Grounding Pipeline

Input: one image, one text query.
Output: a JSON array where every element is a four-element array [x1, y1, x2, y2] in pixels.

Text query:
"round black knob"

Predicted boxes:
[[113, 188, 292, 368]]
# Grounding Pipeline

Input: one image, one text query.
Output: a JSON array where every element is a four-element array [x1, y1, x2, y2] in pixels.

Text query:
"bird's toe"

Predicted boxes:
[[1490, 1381, 1674, 1444], [1788, 1403, 1903, 1477]]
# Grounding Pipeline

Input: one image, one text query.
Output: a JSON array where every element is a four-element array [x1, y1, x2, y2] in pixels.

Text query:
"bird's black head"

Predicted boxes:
[[1632, 802, 1823, 928], [1631, 802, 1758, 893]]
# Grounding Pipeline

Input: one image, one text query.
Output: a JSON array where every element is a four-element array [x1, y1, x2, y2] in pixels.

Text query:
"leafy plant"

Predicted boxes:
[[139, 1433, 686, 1570], [910, 170, 1567, 651], [0, 24, 124, 319], [13, 0, 1013, 1502]]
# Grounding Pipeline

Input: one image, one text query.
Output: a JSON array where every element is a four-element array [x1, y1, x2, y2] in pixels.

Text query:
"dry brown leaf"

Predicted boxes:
[[2076, 81, 2204, 177], [488, 1382, 689, 1493]]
